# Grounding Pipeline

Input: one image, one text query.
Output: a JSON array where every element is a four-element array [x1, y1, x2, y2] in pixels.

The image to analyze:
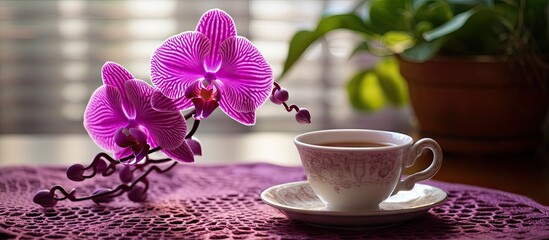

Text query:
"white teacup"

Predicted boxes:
[[294, 129, 443, 210]]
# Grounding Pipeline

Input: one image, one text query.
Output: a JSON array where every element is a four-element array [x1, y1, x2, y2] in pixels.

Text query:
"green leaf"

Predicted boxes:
[[437, 7, 503, 55], [494, 3, 517, 30], [347, 71, 369, 110], [352, 39, 396, 57], [374, 57, 409, 106], [351, 32, 416, 58], [346, 71, 386, 111], [400, 39, 442, 62], [422, 7, 479, 41], [369, 0, 410, 34], [279, 30, 316, 79], [414, 0, 454, 27], [346, 57, 409, 111], [446, 0, 493, 6], [414, 21, 434, 36], [279, 13, 370, 80], [380, 31, 416, 53]]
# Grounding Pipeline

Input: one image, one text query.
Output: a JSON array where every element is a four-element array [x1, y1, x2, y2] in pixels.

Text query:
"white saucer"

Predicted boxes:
[[260, 181, 447, 227]]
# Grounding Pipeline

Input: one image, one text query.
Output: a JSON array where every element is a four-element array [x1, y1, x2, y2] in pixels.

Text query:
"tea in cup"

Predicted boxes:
[[294, 129, 443, 210]]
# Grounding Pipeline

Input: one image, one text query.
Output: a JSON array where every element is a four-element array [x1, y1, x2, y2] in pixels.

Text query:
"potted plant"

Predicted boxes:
[[280, 0, 549, 155]]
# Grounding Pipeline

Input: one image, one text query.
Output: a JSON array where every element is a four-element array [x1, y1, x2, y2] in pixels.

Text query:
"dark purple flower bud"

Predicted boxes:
[[91, 188, 114, 204], [295, 108, 311, 124], [119, 165, 133, 183], [187, 137, 202, 156], [269, 95, 283, 105], [273, 88, 289, 102], [33, 190, 58, 208], [66, 164, 86, 182], [95, 160, 108, 174], [127, 186, 147, 202]]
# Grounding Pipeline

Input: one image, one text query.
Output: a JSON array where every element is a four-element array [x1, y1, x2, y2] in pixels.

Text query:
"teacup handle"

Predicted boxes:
[[392, 138, 443, 195]]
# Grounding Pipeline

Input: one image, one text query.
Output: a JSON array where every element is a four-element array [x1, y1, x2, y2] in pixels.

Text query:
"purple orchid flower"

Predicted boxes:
[[84, 62, 194, 164], [150, 9, 273, 125]]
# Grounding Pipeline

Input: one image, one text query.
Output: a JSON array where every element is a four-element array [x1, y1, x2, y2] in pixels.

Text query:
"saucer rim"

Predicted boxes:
[[260, 181, 448, 217]]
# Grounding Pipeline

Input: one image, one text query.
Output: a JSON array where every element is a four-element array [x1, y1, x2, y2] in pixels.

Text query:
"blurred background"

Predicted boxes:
[[0, 0, 412, 136]]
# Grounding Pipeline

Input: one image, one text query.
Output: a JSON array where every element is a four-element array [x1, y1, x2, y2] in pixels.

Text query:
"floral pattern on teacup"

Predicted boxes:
[[297, 146, 403, 194]]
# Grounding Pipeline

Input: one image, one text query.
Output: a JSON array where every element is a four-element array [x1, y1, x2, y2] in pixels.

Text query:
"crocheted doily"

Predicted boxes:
[[0, 163, 548, 239]]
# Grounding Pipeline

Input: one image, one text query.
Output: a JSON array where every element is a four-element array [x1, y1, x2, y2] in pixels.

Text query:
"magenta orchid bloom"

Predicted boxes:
[[84, 62, 194, 164], [33, 8, 311, 208], [150, 9, 273, 125]]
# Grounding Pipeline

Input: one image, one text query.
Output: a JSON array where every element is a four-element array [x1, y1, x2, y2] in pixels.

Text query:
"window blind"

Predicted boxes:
[[1, 0, 409, 135]]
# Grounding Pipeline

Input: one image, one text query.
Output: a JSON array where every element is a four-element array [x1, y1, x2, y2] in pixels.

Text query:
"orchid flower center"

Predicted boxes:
[[184, 78, 220, 120], [114, 126, 150, 163], [199, 87, 214, 101]]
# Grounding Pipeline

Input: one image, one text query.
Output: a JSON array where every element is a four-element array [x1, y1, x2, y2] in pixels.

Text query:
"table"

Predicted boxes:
[[1, 163, 548, 239], [0, 134, 548, 239]]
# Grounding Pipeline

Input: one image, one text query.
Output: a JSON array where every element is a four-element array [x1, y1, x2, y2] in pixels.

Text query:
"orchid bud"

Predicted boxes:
[[91, 188, 114, 204], [33, 190, 58, 208], [128, 186, 147, 202], [95, 160, 108, 174], [273, 88, 289, 102], [269, 95, 284, 105], [119, 165, 133, 183], [295, 108, 311, 124], [66, 164, 86, 182]]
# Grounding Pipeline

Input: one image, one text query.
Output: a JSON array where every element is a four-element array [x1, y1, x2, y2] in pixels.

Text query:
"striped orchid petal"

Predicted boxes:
[[151, 90, 193, 112], [84, 85, 129, 152], [101, 62, 136, 118], [161, 142, 195, 163], [196, 9, 237, 71], [125, 79, 186, 151], [218, 104, 256, 126], [151, 31, 210, 101], [186, 136, 202, 156], [216, 36, 273, 113]]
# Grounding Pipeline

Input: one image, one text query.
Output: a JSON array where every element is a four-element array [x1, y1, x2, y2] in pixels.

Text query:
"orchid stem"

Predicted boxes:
[[185, 120, 200, 139], [282, 103, 300, 113], [273, 82, 282, 91], [120, 147, 161, 162], [131, 157, 172, 174], [81, 147, 162, 179], [272, 82, 301, 113], [184, 109, 197, 120], [183, 109, 200, 139], [51, 160, 178, 202]]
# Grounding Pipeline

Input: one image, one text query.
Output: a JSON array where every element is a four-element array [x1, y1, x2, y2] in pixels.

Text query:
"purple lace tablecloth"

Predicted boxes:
[[0, 163, 548, 239]]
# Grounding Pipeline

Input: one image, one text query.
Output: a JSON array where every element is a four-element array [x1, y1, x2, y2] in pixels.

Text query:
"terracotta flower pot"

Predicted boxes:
[[398, 56, 548, 155]]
